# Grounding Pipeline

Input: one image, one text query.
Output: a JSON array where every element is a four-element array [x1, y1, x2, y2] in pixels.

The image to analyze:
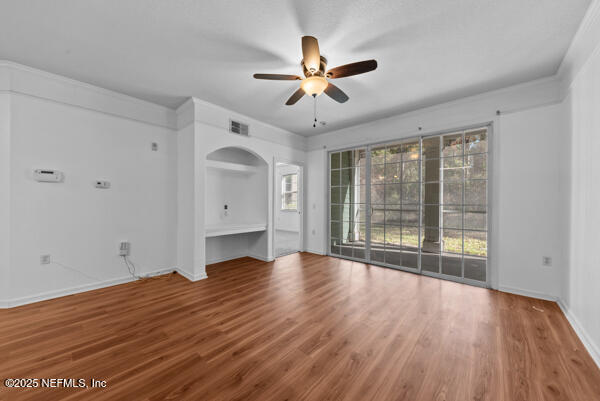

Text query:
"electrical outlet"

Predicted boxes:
[[119, 241, 130, 256], [40, 254, 51, 265], [542, 256, 552, 267]]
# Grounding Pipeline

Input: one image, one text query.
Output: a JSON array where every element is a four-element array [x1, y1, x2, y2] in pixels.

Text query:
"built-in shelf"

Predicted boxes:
[[205, 223, 267, 238], [206, 160, 260, 174]]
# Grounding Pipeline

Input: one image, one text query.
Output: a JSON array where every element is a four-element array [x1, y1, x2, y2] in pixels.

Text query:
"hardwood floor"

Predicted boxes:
[[1, 253, 599, 401]]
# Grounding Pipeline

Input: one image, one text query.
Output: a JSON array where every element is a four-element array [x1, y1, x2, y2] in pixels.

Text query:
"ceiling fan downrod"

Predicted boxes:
[[313, 94, 317, 128]]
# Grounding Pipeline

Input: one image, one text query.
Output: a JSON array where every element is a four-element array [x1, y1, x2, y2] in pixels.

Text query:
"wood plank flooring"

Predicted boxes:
[[1, 253, 599, 401]]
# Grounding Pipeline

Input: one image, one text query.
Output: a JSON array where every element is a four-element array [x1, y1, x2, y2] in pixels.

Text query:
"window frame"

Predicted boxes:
[[281, 173, 298, 211], [327, 123, 491, 288]]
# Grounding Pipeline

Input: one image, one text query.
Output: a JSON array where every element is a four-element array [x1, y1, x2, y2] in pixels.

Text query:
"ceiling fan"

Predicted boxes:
[[253, 36, 377, 106]]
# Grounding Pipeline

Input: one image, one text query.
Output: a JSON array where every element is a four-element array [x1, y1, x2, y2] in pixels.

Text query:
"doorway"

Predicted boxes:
[[274, 162, 303, 257]]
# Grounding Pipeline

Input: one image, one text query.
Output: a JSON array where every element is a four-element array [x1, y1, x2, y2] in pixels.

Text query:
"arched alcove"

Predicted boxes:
[[204, 147, 269, 264]]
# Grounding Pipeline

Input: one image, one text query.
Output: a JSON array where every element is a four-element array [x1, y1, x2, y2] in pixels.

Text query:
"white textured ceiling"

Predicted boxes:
[[0, 0, 591, 136]]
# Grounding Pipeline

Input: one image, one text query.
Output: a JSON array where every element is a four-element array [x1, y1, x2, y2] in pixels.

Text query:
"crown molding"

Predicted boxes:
[[557, 0, 600, 94], [0, 60, 177, 130]]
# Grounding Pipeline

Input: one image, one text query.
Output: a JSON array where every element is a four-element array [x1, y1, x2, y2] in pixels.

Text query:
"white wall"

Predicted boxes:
[[496, 104, 565, 298], [305, 77, 565, 296], [559, 0, 600, 365], [1, 63, 178, 306], [176, 97, 306, 276], [0, 94, 10, 306], [275, 164, 301, 232]]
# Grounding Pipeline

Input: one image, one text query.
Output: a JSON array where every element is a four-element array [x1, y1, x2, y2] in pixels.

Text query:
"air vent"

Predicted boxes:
[[229, 119, 249, 136]]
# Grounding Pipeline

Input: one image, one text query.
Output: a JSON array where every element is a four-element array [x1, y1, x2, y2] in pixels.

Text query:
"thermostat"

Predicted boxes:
[[33, 169, 64, 182], [95, 180, 111, 189]]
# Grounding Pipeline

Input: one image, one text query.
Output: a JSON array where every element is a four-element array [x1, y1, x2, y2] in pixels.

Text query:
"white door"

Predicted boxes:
[[275, 163, 303, 257]]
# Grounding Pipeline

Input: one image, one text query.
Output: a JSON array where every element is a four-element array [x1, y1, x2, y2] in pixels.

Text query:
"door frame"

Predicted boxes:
[[272, 157, 304, 257]]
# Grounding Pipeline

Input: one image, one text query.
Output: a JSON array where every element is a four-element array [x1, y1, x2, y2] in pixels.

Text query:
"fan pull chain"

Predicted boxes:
[[313, 94, 317, 128]]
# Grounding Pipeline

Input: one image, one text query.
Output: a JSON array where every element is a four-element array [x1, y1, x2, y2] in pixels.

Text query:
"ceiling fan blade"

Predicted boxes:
[[326, 60, 378, 79], [285, 88, 305, 105], [324, 83, 349, 103], [253, 73, 301, 80], [302, 36, 321, 73]]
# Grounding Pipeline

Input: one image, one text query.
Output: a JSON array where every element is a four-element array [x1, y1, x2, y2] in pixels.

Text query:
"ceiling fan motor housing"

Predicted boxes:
[[302, 56, 328, 77]]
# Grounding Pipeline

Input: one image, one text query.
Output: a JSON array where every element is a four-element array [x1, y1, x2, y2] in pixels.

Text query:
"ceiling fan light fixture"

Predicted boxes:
[[301, 76, 328, 97]]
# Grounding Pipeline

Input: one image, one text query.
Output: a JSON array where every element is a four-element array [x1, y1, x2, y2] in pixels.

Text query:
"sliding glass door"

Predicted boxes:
[[328, 126, 489, 286]]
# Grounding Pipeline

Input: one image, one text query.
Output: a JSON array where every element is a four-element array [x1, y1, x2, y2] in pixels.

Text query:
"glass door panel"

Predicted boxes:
[[328, 126, 489, 286]]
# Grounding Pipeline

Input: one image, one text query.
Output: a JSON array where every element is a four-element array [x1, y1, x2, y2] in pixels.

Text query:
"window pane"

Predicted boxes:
[[401, 206, 419, 226], [423, 182, 440, 204], [386, 144, 402, 163], [442, 253, 462, 277], [465, 180, 486, 205], [401, 250, 418, 269], [464, 206, 487, 231], [422, 158, 440, 182], [402, 183, 419, 204], [371, 164, 385, 184], [402, 161, 419, 182], [442, 229, 462, 254], [331, 222, 341, 239], [402, 226, 419, 249], [341, 168, 354, 187], [385, 209, 401, 225], [443, 182, 463, 205], [442, 133, 463, 157], [385, 163, 402, 183], [370, 224, 385, 246], [421, 252, 440, 273], [385, 249, 402, 266], [465, 154, 487, 180], [331, 152, 340, 169], [371, 184, 385, 205], [442, 206, 462, 230], [330, 204, 342, 221], [423, 204, 440, 228], [330, 239, 340, 255], [422, 226, 441, 252], [354, 148, 367, 166], [385, 184, 401, 205], [465, 128, 487, 154], [442, 157, 463, 181], [464, 256, 486, 281], [372, 208, 385, 225], [342, 203, 360, 221], [341, 150, 353, 168], [331, 187, 341, 204], [464, 231, 487, 257], [354, 204, 366, 223], [330, 169, 340, 186], [422, 137, 440, 160], [353, 247, 366, 260], [357, 165, 367, 185], [402, 140, 420, 161], [385, 225, 401, 246], [371, 146, 386, 164], [371, 246, 385, 263]]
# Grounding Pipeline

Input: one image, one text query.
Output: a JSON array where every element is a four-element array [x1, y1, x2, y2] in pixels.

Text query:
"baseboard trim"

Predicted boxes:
[[206, 253, 249, 265], [304, 248, 326, 256], [498, 285, 557, 301], [175, 268, 207, 282], [247, 253, 274, 262], [557, 299, 600, 369], [1, 267, 176, 308]]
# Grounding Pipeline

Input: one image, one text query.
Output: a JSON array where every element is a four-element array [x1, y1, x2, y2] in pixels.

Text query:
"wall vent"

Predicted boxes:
[[229, 119, 249, 136]]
